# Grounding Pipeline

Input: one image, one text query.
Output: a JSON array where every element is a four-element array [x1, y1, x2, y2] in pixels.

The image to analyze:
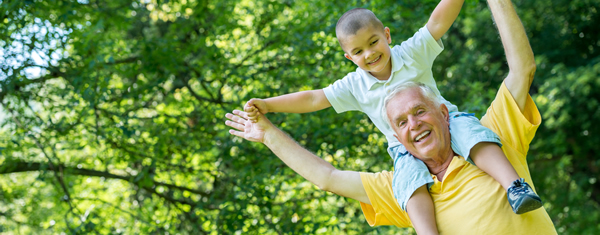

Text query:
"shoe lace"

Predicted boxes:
[[508, 179, 530, 195]]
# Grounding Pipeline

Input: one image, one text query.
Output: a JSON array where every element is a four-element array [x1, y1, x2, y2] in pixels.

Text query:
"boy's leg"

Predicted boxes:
[[406, 185, 438, 235], [470, 142, 542, 214], [390, 145, 438, 234], [470, 142, 518, 190], [449, 112, 542, 214]]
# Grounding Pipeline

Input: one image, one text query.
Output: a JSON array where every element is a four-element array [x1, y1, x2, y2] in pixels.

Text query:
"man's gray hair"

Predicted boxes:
[[382, 82, 443, 127]]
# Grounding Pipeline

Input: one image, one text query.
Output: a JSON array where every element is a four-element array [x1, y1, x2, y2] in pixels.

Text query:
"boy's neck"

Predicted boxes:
[[370, 70, 391, 81], [369, 58, 392, 81]]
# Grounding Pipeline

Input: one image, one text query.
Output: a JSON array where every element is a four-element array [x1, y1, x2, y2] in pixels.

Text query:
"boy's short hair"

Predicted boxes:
[[336, 8, 384, 50]]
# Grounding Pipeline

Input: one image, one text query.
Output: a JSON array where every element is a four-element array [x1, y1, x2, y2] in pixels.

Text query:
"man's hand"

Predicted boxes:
[[487, 0, 536, 112], [225, 110, 369, 205], [225, 110, 273, 143], [244, 98, 269, 122]]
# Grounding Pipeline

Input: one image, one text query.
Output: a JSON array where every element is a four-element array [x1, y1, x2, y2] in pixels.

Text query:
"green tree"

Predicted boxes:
[[0, 0, 598, 234]]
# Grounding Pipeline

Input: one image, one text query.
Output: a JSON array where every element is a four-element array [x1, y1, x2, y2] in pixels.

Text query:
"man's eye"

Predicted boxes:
[[417, 110, 425, 115], [399, 121, 406, 127]]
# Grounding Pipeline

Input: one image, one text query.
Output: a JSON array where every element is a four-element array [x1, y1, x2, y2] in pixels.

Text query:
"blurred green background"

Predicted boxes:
[[0, 0, 598, 234]]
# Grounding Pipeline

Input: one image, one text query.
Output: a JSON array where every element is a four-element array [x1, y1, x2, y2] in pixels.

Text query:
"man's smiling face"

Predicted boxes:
[[386, 87, 453, 165]]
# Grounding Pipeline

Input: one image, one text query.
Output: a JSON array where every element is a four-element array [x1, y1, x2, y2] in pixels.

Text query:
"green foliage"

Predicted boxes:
[[0, 0, 598, 234], [530, 60, 600, 234]]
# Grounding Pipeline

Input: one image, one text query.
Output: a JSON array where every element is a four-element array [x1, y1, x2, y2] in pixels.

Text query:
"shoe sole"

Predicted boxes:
[[515, 197, 543, 214]]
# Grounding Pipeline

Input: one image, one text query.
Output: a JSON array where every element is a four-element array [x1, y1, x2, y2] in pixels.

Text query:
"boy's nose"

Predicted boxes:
[[365, 49, 376, 61]]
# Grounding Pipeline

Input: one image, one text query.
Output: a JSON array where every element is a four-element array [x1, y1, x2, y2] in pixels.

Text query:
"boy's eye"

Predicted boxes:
[[354, 50, 362, 55], [371, 39, 379, 45]]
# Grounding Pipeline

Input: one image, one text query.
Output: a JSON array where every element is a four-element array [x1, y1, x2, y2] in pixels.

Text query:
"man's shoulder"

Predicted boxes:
[[480, 82, 541, 154], [359, 171, 412, 228]]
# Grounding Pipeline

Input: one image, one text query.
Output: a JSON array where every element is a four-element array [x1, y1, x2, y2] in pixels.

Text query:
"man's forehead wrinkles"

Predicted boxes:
[[390, 101, 424, 125], [403, 102, 426, 114]]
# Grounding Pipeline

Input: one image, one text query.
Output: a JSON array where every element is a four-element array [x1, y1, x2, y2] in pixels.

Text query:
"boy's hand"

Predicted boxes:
[[244, 98, 269, 122]]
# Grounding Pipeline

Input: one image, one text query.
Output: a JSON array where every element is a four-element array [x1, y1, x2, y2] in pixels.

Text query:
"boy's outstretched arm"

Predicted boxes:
[[244, 89, 331, 121], [426, 0, 465, 41], [225, 110, 369, 204]]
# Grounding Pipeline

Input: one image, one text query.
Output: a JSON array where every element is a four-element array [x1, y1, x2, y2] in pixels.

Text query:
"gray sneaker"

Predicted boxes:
[[507, 178, 543, 214]]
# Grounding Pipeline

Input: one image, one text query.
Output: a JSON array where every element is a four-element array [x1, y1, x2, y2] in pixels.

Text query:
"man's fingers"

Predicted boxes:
[[225, 120, 244, 131], [226, 112, 247, 123], [225, 112, 248, 128], [232, 110, 250, 119], [228, 129, 245, 138]]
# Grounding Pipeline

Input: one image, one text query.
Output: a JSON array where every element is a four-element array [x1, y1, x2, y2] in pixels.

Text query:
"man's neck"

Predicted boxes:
[[425, 152, 455, 181]]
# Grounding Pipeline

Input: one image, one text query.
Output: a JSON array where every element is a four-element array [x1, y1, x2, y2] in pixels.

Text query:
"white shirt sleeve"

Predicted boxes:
[[322, 75, 361, 113], [397, 26, 444, 69]]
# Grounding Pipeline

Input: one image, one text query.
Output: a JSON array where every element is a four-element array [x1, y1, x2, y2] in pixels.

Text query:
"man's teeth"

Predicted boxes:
[[415, 131, 430, 142]]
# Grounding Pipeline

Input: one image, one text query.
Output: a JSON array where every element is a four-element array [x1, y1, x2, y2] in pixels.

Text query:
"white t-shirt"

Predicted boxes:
[[323, 26, 457, 149]]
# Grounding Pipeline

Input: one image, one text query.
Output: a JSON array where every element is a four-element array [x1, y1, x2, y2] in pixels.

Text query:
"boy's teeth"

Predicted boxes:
[[415, 131, 430, 142], [369, 56, 380, 64]]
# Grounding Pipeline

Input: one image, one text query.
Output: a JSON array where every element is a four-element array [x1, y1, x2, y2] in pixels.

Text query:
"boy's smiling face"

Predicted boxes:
[[341, 25, 392, 80]]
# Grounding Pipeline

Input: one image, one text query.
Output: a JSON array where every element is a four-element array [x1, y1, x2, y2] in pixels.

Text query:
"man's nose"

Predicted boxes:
[[408, 116, 421, 129]]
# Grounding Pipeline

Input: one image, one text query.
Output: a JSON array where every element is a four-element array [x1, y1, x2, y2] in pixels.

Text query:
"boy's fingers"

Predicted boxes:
[[247, 110, 258, 117], [248, 116, 260, 123]]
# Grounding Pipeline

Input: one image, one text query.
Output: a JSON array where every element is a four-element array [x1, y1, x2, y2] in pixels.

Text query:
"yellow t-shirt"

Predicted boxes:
[[359, 83, 557, 234]]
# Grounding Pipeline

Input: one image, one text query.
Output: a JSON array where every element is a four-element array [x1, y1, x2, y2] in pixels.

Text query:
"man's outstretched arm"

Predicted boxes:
[[488, 0, 536, 111], [225, 110, 370, 204]]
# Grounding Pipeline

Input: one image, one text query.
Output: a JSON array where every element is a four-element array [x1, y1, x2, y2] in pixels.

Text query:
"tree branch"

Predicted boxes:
[[0, 160, 212, 199]]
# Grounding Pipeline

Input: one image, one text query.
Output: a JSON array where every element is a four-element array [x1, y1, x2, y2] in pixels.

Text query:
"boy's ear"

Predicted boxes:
[[384, 27, 392, 44], [344, 53, 353, 61]]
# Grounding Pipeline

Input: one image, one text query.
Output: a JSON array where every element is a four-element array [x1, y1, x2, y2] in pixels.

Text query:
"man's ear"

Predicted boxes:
[[440, 104, 450, 123], [344, 53, 353, 61], [393, 134, 401, 142], [384, 27, 392, 44]]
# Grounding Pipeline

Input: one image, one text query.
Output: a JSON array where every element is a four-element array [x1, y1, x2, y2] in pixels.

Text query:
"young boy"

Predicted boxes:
[[244, 2, 542, 234]]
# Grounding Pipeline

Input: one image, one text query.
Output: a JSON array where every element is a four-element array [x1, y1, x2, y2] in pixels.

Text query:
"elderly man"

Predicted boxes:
[[225, 0, 557, 233]]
